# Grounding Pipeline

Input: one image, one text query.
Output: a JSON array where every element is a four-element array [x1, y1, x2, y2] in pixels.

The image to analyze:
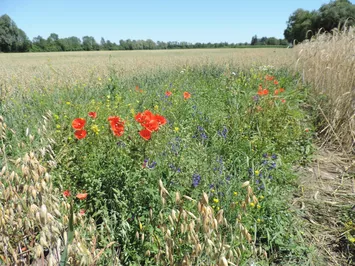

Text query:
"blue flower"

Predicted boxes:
[[117, 141, 126, 148], [148, 161, 157, 169], [218, 126, 228, 139], [268, 162, 276, 170], [192, 174, 201, 188], [271, 154, 278, 160]]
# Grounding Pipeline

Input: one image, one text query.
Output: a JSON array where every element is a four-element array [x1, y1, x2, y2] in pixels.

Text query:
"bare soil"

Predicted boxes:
[[293, 148, 355, 265]]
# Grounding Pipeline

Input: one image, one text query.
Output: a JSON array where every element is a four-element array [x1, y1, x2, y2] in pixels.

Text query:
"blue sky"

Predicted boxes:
[[1, 0, 352, 43]]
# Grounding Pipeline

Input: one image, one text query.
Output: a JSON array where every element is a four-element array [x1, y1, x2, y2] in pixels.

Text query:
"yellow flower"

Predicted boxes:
[[233, 192, 238, 196], [257, 218, 261, 223], [255, 170, 259, 175], [257, 204, 261, 209], [56, 124, 61, 129], [68, 137, 72, 140], [66, 101, 71, 105], [259, 195, 264, 200], [211, 189, 215, 193], [349, 237, 355, 243], [174, 127, 179, 132], [213, 198, 219, 204], [216, 206, 220, 211], [154, 105, 159, 111], [249, 202, 255, 208], [54, 114, 59, 120], [139, 221, 143, 231], [98, 77, 101, 81], [91, 125, 100, 134]]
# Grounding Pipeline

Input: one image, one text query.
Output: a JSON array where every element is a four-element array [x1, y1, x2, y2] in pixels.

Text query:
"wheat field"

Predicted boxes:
[[0, 48, 292, 98]]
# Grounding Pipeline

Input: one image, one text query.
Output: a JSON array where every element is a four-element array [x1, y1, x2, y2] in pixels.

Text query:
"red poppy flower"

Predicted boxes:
[[273, 80, 279, 85], [183, 92, 191, 99], [165, 91, 172, 97], [63, 190, 70, 197], [279, 88, 285, 93], [257, 89, 269, 96], [88, 112, 97, 119], [155, 115, 167, 126], [274, 89, 280, 95], [79, 209, 86, 215], [112, 127, 124, 137], [135, 112, 143, 123], [135, 85, 139, 91], [143, 119, 159, 132], [74, 129, 87, 140], [76, 193, 88, 200], [139, 129, 151, 140], [281, 98, 286, 103], [108, 116, 125, 136], [72, 118, 86, 130], [142, 110, 153, 120]]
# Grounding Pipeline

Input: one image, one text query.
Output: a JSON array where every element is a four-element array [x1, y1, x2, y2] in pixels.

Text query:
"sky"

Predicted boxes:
[[1, 0, 353, 44]]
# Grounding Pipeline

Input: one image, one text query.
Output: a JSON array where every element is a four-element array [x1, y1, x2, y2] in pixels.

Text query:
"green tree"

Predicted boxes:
[[318, 0, 355, 31], [284, 0, 355, 43], [251, 35, 258, 45], [82, 36, 98, 51], [100, 37, 106, 50], [0, 14, 30, 52], [266, 37, 278, 45]]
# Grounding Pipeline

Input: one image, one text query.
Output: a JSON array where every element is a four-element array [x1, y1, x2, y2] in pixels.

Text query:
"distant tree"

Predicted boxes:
[[100, 37, 106, 50], [16, 28, 31, 52], [284, 0, 355, 43], [82, 36, 98, 51], [284, 9, 317, 43], [46, 33, 62, 51], [251, 35, 258, 45], [266, 37, 278, 45], [31, 35, 47, 51], [0, 14, 30, 52]]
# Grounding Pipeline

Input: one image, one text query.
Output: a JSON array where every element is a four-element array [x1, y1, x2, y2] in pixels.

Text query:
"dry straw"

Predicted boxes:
[[295, 25, 355, 152]]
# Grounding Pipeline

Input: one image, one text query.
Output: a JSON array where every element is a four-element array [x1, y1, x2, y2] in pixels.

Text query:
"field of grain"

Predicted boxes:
[[0, 48, 293, 98]]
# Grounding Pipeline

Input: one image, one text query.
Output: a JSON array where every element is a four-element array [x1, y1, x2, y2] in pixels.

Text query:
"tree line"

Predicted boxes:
[[284, 0, 355, 43], [2, 0, 353, 53], [0, 14, 286, 53]]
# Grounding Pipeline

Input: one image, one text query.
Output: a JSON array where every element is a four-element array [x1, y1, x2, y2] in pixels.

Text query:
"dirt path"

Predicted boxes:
[[293, 148, 355, 265]]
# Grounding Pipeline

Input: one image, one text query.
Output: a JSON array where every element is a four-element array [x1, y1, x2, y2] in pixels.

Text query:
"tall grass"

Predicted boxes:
[[295, 26, 355, 152]]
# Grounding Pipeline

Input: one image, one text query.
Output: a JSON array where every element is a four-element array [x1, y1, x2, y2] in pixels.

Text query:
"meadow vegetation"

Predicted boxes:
[[0, 40, 353, 265]]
